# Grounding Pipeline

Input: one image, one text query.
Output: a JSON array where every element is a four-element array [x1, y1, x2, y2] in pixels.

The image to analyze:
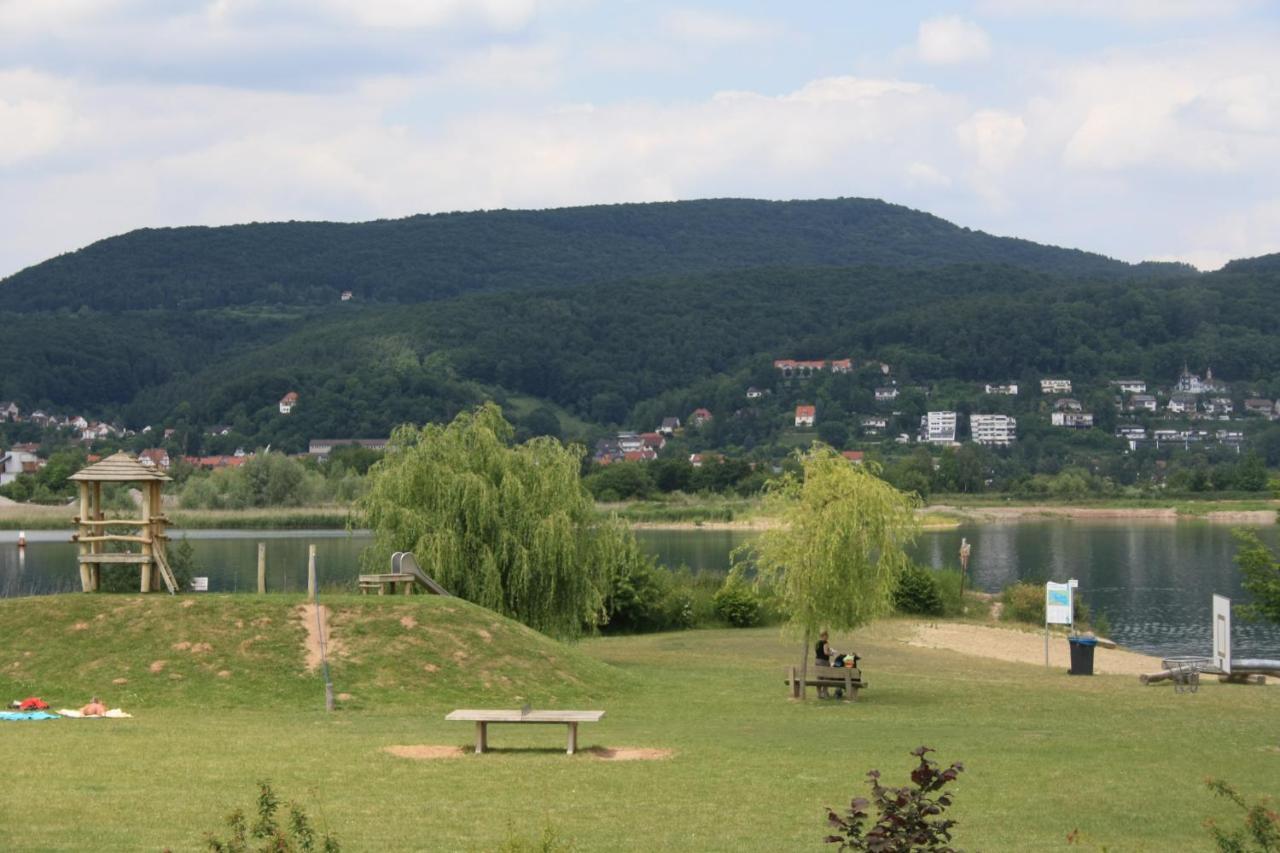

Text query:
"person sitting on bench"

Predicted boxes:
[[815, 632, 861, 698]]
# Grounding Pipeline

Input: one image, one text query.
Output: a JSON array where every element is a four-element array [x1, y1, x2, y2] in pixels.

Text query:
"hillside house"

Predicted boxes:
[[307, 438, 389, 458], [617, 433, 646, 453], [138, 448, 171, 470], [745, 387, 765, 399], [829, 359, 853, 373], [1112, 379, 1147, 394], [983, 383, 1018, 396], [1244, 398, 1277, 418], [860, 416, 888, 435], [690, 408, 713, 427], [1054, 398, 1083, 413], [1167, 393, 1197, 414], [1116, 425, 1148, 450], [1204, 397, 1233, 416], [279, 391, 299, 414], [0, 401, 18, 421], [875, 386, 899, 402], [1041, 378, 1072, 394], [623, 448, 657, 462], [794, 405, 816, 427], [0, 446, 41, 486], [970, 414, 1017, 446], [920, 411, 957, 443], [640, 432, 666, 451], [773, 358, 853, 379], [340, 290, 353, 301], [1176, 367, 1225, 395], [1051, 412, 1093, 429], [841, 451, 864, 464], [658, 417, 681, 436], [1127, 394, 1158, 413]]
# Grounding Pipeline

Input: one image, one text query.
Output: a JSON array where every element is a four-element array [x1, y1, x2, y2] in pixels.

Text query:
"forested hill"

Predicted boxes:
[[0, 197, 1194, 312]]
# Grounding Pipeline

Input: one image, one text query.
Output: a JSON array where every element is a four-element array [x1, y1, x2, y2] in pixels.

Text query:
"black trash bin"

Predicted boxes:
[[1068, 636, 1098, 675]]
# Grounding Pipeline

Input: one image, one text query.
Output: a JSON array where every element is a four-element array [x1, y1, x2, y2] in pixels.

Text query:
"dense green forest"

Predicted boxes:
[[0, 198, 1193, 312], [0, 197, 1276, 493]]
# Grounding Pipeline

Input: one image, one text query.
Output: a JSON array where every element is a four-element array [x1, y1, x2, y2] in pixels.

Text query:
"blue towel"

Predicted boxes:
[[0, 710, 60, 721]]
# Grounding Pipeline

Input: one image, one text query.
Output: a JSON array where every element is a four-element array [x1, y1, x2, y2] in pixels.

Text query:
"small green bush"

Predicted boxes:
[[894, 565, 944, 616], [713, 578, 762, 627], [934, 569, 965, 617], [1000, 582, 1044, 623], [203, 780, 339, 852]]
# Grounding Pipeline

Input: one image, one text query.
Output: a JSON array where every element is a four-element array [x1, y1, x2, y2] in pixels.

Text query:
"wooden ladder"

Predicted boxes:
[[152, 549, 178, 595]]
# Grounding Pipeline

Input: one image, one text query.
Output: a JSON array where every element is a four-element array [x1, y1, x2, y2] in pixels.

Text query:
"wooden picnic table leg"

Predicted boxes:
[[475, 721, 487, 754], [567, 722, 578, 755], [843, 669, 853, 703], [789, 666, 800, 699]]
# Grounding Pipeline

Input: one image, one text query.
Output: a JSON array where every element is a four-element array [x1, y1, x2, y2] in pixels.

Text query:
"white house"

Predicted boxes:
[[1041, 378, 1072, 394], [983, 383, 1018, 396], [1127, 394, 1158, 412], [279, 391, 299, 414], [920, 411, 957, 443], [0, 446, 40, 485], [1167, 393, 1197, 414], [875, 386, 899, 402], [794, 405, 816, 427], [1204, 397, 1233, 416], [1112, 379, 1147, 394], [1051, 412, 1094, 428], [970, 414, 1017, 446]]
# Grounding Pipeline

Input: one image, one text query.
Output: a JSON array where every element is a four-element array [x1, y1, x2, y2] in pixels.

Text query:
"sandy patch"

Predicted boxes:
[[423, 663, 439, 673], [181, 600, 196, 609], [71, 622, 90, 631], [337, 692, 352, 701], [112, 678, 128, 685], [383, 745, 465, 760], [586, 747, 674, 761], [190, 642, 212, 654], [399, 615, 418, 629], [171, 641, 191, 651], [1206, 511, 1276, 525], [168, 673, 183, 680], [905, 622, 1163, 676], [297, 604, 343, 672], [476, 629, 492, 642], [149, 660, 167, 673], [216, 670, 232, 679]]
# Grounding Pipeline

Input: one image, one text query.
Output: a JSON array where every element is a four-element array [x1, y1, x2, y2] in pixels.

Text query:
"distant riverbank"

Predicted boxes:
[[0, 500, 354, 531]]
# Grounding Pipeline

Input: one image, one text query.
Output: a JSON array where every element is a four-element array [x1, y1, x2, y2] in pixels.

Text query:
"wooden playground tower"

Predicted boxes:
[[70, 452, 177, 593]]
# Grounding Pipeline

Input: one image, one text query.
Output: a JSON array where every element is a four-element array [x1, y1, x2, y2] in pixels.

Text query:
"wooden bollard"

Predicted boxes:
[[307, 544, 317, 601], [257, 542, 266, 594]]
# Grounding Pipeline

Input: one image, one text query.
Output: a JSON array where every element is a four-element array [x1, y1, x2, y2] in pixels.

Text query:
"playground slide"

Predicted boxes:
[[390, 552, 451, 596]]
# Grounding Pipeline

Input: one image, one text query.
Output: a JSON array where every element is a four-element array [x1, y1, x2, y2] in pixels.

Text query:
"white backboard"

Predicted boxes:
[[191, 577, 209, 592], [1212, 594, 1231, 674], [1046, 581, 1073, 625]]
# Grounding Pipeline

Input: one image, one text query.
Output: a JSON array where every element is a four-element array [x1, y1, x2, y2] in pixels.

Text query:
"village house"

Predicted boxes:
[[841, 451, 864, 464], [1054, 398, 1083, 413], [0, 445, 42, 486], [920, 411, 957, 443], [340, 290, 353, 301], [1111, 379, 1147, 394], [138, 448, 171, 470], [307, 438, 389, 458], [1204, 397, 1233, 416], [983, 383, 1018, 396], [658, 416, 681, 436], [970, 414, 1017, 446], [829, 359, 853, 373], [745, 387, 765, 399], [875, 386, 899, 402], [689, 408, 713, 427], [1127, 394, 1158, 413], [1243, 398, 1277, 418], [1051, 411, 1094, 429], [640, 432, 666, 451], [28, 410, 49, 426], [206, 425, 233, 437], [794, 405, 816, 427], [1116, 425, 1148, 450], [623, 448, 658, 462], [184, 454, 250, 470], [860, 416, 888, 435], [1040, 378, 1072, 394], [1176, 367, 1226, 395], [0, 401, 18, 421], [279, 391, 299, 414], [617, 433, 646, 453], [1167, 392, 1197, 414], [773, 358, 853, 379]]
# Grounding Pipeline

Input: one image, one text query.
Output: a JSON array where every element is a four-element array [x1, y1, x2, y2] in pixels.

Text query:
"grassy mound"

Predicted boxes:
[[0, 593, 623, 710]]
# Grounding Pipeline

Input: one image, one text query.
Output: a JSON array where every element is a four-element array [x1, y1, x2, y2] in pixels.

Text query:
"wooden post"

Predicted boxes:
[[307, 544, 317, 601], [139, 478, 152, 592], [799, 631, 810, 700], [77, 482, 91, 592], [257, 543, 266, 594], [475, 721, 487, 754], [567, 722, 578, 755]]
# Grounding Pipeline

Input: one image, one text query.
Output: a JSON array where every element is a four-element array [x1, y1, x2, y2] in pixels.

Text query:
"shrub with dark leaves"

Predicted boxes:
[[825, 746, 964, 852]]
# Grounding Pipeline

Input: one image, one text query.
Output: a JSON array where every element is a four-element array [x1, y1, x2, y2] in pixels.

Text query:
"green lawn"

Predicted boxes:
[[1, 596, 1276, 851]]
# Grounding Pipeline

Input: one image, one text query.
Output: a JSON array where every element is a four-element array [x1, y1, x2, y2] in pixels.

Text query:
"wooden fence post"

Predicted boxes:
[[257, 542, 266, 594], [307, 544, 317, 601]]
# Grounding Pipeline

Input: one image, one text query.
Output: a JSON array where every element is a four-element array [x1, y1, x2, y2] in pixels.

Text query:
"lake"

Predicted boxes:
[[2, 522, 1278, 660]]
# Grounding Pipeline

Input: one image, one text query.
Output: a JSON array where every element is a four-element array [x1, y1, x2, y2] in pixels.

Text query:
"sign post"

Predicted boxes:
[[1212, 594, 1232, 675], [1044, 579, 1077, 666]]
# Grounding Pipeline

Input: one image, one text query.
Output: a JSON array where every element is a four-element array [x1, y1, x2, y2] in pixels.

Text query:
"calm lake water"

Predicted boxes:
[[2, 522, 1278, 660]]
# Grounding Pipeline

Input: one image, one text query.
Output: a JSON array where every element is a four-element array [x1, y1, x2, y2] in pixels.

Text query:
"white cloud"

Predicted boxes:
[[662, 8, 776, 44], [917, 16, 990, 65], [315, 0, 539, 31], [978, 0, 1259, 20]]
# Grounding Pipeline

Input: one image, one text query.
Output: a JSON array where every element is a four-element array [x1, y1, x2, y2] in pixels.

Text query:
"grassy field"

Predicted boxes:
[[1, 594, 1276, 851]]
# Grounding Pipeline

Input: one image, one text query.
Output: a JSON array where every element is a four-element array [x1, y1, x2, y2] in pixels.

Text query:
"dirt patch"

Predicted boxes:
[[451, 650, 468, 663], [337, 692, 352, 701], [1206, 511, 1275, 525], [297, 604, 343, 672], [171, 641, 192, 651], [383, 745, 465, 760], [216, 670, 232, 679], [149, 660, 167, 673], [190, 642, 212, 654], [181, 599, 196, 609], [70, 622, 90, 631], [586, 747, 674, 761], [112, 677, 128, 685], [423, 663, 439, 673], [399, 615, 418, 629], [904, 622, 1163, 676], [476, 629, 492, 642], [168, 672, 184, 680]]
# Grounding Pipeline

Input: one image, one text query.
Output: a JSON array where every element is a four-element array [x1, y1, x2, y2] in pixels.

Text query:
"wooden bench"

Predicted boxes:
[[783, 664, 867, 702], [446, 708, 605, 755], [357, 573, 419, 595]]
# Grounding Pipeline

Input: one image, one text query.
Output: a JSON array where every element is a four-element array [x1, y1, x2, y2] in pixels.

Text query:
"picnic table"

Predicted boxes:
[[783, 663, 867, 702], [446, 708, 605, 755]]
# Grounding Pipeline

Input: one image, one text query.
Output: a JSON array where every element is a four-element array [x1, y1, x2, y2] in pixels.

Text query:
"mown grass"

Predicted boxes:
[[0, 598, 1277, 851]]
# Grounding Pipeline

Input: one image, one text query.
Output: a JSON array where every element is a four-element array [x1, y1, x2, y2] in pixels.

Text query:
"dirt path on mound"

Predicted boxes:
[[904, 622, 1164, 676], [297, 603, 342, 671]]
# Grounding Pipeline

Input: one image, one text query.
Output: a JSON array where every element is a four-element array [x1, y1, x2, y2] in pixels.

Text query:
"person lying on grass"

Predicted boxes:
[[78, 697, 108, 717]]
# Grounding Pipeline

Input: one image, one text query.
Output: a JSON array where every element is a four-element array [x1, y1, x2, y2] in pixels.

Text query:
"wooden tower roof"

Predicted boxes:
[[69, 451, 171, 482]]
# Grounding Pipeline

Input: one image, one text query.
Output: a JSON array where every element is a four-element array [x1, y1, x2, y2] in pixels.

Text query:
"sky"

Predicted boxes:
[[2, 0, 1279, 277]]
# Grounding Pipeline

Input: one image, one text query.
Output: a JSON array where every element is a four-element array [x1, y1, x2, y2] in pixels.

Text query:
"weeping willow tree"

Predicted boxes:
[[358, 403, 643, 639], [734, 445, 921, 696]]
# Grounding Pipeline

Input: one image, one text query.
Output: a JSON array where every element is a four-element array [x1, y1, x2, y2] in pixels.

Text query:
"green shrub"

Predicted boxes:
[[934, 569, 965, 617], [1000, 582, 1044, 623], [203, 780, 339, 852], [713, 578, 762, 627], [894, 565, 944, 616]]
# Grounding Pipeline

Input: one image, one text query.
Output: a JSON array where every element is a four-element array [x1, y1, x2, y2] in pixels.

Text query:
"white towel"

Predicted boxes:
[[55, 709, 132, 718]]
